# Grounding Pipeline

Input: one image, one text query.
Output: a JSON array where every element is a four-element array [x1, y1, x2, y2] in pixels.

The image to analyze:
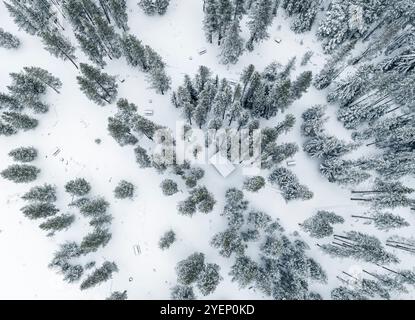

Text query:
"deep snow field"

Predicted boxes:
[[0, 0, 414, 300]]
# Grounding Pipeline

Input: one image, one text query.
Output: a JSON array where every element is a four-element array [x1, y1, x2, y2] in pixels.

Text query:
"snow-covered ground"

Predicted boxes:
[[1, 0, 414, 300]]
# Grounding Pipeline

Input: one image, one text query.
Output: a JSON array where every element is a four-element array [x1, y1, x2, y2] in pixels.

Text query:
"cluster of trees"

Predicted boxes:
[[332, 266, 415, 300], [0, 27, 20, 49], [204, 0, 319, 63], [350, 179, 414, 210], [260, 114, 298, 169], [171, 252, 222, 299], [120, 33, 171, 94], [0, 67, 61, 136], [281, 0, 320, 33], [177, 186, 216, 216], [316, 0, 411, 54], [230, 235, 327, 299], [19, 182, 75, 236], [208, 187, 326, 299], [65, 178, 113, 250], [1, 147, 40, 183], [5, 0, 171, 94], [172, 62, 311, 132], [315, 1, 415, 191], [138, 0, 170, 15], [319, 231, 399, 265], [301, 105, 370, 186], [61, 0, 127, 66], [46, 178, 119, 291], [172, 162, 205, 188]]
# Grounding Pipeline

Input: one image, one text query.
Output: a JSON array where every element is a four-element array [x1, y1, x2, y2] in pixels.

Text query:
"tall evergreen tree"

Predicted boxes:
[[77, 63, 118, 105], [220, 19, 244, 64], [40, 31, 78, 69], [246, 0, 273, 51], [80, 261, 118, 290], [120, 33, 148, 71]]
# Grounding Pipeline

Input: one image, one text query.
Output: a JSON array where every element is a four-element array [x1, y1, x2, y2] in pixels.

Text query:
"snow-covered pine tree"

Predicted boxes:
[[320, 231, 398, 264], [229, 255, 258, 288], [1, 164, 40, 183], [23, 184, 57, 202], [1, 112, 38, 132], [203, 0, 219, 44], [301, 105, 327, 137], [79, 198, 110, 218], [134, 145, 152, 168], [100, 0, 129, 30], [7, 71, 48, 112], [159, 230, 176, 250], [8, 146, 38, 162], [320, 157, 370, 185], [77, 63, 118, 105], [350, 178, 414, 209], [21, 202, 59, 220], [0, 27, 20, 49], [216, 0, 233, 45], [176, 252, 205, 285], [219, 19, 244, 64], [211, 228, 245, 257], [120, 33, 148, 70], [300, 210, 344, 238], [138, 0, 156, 15], [148, 66, 171, 95], [106, 291, 128, 300], [23, 67, 62, 94], [80, 228, 112, 254], [352, 211, 409, 231], [131, 114, 161, 140], [243, 176, 266, 192], [290, 71, 312, 100], [247, 210, 272, 230], [222, 188, 248, 229], [317, 1, 351, 53], [39, 214, 76, 234], [233, 0, 246, 20], [170, 285, 196, 300], [114, 180, 135, 199], [160, 179, 178, 196], [291, 0, 318, 33], [268, 167, 313, 201], [40, 31, 79, 69], [4, 0, 55, 36], [196, 263, 222, 296], [65, 178, 91, 197], [107, 116, 138, 146], [154, 0, 170, 15], [303, 134, 357, 159], [80, 261, 118, 290], [246, 0, 273, 51]]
